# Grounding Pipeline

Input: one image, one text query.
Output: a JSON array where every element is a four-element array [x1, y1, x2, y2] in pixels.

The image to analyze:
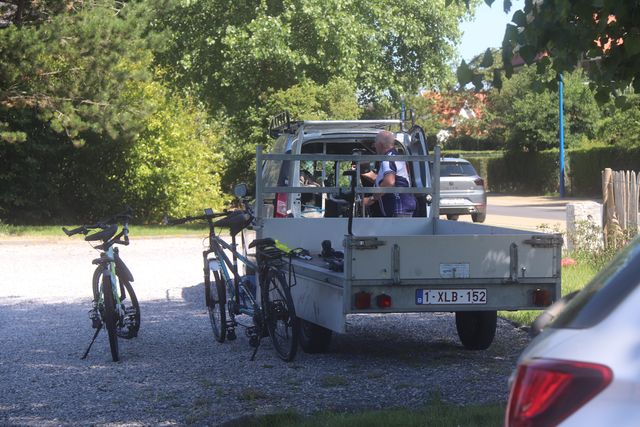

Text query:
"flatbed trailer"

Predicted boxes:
[[249, 116, 562, 352]]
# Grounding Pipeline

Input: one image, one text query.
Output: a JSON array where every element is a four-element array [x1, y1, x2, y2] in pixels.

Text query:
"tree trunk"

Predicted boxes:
[[15, 0, 26, 26]]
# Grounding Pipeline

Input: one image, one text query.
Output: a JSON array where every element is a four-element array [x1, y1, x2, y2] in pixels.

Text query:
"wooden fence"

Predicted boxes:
[[602, 168, 639, 248]]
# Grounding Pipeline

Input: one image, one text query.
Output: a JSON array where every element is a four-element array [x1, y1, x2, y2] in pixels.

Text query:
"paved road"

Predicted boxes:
[[456, 194, 601, 231]]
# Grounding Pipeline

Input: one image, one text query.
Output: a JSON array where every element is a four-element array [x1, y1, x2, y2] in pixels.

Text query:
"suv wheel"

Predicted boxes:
[[472, 212, 486, 223]]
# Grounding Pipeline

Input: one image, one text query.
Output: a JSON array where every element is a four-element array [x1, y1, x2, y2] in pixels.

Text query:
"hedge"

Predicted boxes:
[[460, 146, 640, 197]]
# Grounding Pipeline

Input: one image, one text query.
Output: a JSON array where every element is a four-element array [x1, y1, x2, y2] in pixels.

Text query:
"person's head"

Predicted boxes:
[[374, 130, 395, 154]]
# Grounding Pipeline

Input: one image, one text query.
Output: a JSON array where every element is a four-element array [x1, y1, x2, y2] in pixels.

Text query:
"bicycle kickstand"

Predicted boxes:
[[249, 327, 266, 361], [249, 339, 261, 361], [81, 325, 102, 360]]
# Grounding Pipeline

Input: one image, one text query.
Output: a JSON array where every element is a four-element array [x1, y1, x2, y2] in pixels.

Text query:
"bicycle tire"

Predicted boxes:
[[93, 267, 140, 339], [208, 270, 226, 342], [119, 281, 140, 339], [101, 272, 120, 362], [261, 269, 298, 361]]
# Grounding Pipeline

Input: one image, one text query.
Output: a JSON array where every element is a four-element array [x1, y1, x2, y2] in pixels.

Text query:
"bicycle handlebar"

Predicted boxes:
[[62, 225, 88, 237], [168, 209, 234, 226], [62, 207, 133, 248]]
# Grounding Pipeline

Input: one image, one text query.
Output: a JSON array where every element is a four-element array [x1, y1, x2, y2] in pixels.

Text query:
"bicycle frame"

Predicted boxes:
[[205, 231, 259, 316], [96, 246, 123, 316]]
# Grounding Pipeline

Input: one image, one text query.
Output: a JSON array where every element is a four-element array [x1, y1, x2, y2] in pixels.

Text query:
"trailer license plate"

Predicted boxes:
[[415, 289, 487, 305]]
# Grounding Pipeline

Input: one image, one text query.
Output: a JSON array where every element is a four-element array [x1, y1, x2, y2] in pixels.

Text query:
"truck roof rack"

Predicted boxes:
[[300, 120, 402, 134], [269, 111, 302, 139], [268, 111, 405, 139]]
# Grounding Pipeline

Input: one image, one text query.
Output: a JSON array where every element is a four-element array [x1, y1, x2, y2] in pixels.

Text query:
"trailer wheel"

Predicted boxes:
[[298, 319, 332, 353], [455, 311, 497, 350]]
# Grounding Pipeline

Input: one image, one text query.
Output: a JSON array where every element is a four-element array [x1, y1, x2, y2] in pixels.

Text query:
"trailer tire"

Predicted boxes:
[[455, 310, 497, 350], [298, 319, 332, 353]]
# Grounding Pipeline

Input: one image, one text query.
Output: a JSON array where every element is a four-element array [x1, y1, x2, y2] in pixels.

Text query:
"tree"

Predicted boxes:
[[0, 1, 154, 146], [454, 1, 640, 102], [154, 0, 477, 190], [220, 77, 362, 190], [598, 94, 640, 148], [487, 67, 600, 152], [155, 0, 474, 114], [0, 1, 228, 223]]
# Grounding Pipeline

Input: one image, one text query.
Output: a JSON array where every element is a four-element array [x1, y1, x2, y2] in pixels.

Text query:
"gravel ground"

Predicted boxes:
[[0, 237, 530, 426]]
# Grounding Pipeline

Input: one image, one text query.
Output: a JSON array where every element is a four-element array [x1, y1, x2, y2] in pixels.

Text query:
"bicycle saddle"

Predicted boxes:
[[213, 212, 252, 237], [85, 224, 117, 242], [249, 238, 275, 249]]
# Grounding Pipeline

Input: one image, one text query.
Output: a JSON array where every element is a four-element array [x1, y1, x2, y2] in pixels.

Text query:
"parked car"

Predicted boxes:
[[505, 235, 640, 427], [439, 158, 486, 222]]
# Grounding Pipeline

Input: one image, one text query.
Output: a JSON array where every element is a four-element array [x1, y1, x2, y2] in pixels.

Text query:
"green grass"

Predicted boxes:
[[225, 399, 504, 427], [0, 223, 210, 238]]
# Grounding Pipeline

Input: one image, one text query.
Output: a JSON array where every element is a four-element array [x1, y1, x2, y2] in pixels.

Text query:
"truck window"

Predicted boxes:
[[263, 135, 290, 189]]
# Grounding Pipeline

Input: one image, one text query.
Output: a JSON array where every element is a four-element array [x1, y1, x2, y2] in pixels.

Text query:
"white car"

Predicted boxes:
[[439, 158, 486, 222], [505, 236, 640, 426]]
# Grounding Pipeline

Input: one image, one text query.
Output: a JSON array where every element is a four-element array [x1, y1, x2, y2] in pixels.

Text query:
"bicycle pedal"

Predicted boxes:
[[88, 308, 101, 328], [227, 329, 237, 341]]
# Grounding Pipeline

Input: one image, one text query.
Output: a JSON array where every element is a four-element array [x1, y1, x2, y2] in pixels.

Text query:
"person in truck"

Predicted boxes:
[[361, 130, 416, 217]]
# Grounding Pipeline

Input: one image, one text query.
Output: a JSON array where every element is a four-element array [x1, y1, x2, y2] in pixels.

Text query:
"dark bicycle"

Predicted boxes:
[[63, 208, 140, 362], [170, 185, 298, 361]]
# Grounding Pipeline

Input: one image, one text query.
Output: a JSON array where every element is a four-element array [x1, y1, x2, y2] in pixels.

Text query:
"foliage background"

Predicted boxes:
[[2, 0, 640, 224]]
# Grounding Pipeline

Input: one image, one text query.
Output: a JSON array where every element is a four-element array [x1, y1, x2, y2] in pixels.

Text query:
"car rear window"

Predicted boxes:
[[551, 236, 640, 329], [440, 162, 477, 177]]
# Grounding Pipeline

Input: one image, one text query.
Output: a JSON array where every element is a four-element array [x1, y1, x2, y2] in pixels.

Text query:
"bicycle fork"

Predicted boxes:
[[82, 262, 121, 359]]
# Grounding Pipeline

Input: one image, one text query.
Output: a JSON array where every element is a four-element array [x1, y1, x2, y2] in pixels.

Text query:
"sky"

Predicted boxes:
[[458, 0, 524, 62]]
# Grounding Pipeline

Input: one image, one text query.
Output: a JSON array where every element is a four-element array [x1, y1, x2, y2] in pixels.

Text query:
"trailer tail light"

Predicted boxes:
[[506, 359, 612, 427], [474, 177, 484, 187], [376, 294, 392, 308], [533, 289, 552, 307], [354, 291, 371, 309], [275, 193, 288, 218]]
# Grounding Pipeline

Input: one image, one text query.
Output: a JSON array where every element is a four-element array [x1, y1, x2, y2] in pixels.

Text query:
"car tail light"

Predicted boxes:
[[275, 193, 288, 217], [354, 291, 371, 309], [376, 294, 392, 308], [506, 359, 613, 427], [474, 177, 484, 187]]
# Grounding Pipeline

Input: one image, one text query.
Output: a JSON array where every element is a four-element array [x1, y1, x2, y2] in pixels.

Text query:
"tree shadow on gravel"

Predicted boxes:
[[180, 282, 206, 309]]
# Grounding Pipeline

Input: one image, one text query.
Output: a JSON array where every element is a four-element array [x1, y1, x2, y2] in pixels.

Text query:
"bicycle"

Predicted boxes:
[[62, 208, 140, 362], [170, 186, 299, 361]]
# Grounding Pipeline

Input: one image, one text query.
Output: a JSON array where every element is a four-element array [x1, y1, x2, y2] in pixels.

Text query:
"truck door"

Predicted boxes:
[[407, 125, 431, 217]]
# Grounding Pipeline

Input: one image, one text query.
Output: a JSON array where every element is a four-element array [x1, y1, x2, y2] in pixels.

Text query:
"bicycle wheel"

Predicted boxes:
[[94, 269, 140, 339], [101, 273, 120, 362], [92, 266, 102, 301], [118, 280, 140, 339], [261, 269, 298, 361], [207, 270, 226, 342]]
